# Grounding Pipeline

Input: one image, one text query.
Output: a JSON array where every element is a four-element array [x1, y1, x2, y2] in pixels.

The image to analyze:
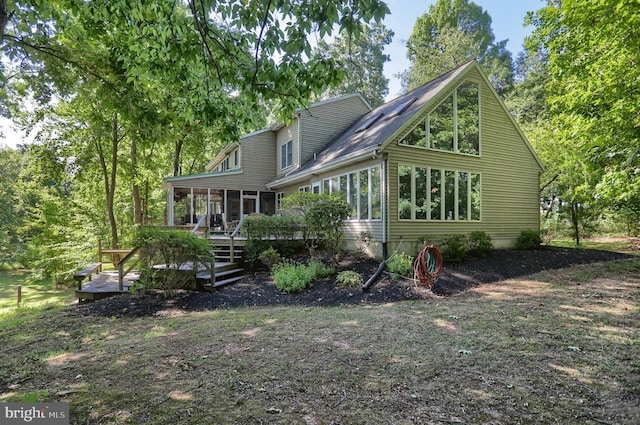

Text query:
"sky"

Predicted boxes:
[[382, 0, 545, 99], [0, 0, 545, 148]]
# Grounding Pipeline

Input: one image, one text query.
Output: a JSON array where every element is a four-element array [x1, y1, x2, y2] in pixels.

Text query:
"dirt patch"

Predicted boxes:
[[73, 246, 635, 318]]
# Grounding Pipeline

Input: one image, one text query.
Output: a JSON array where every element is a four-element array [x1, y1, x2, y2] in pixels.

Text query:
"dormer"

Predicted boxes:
[[206, 142, 241, 173], [274, 94, 372, 177]]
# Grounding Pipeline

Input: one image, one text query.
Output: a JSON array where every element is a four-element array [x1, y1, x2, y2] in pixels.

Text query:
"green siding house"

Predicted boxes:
[[163, 61, 544, 258]]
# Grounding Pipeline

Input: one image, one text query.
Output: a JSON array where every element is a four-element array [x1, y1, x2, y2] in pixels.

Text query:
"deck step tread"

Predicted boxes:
[[196, 268, 244, 280], [202, 276, 245, 288]]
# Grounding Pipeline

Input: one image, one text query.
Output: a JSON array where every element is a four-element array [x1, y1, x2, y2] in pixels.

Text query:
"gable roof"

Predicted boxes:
[[267, 60, 543, 189]]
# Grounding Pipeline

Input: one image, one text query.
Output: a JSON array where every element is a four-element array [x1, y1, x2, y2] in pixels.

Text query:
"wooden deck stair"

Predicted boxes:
[[209, 240, 245, 263], [196, 261, 245, 290]]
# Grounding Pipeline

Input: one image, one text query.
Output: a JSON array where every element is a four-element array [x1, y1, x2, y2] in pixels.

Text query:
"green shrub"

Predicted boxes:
[[387, 252, 414, 278], [468, 231, 494, 257], [242, 215, 305, 240], [258, 246, 281, 270], [134, 228, 213, 294], [515, 229, 542, 249], [438, 234, 469, 263], [243, 240, 272, 269], [280, 192, 351, 262], [336, 270, 364, 288], [272, 260, 334, 293]]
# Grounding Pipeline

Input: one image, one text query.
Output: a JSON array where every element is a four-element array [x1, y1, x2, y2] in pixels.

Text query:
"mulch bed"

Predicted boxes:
[[72, 246, 635, 318]]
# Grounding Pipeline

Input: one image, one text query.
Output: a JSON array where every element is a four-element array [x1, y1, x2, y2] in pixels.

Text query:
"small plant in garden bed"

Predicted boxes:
[[336, 270, 364, 288], [387, 252, 414, 278], [272, 260, 335, 293]]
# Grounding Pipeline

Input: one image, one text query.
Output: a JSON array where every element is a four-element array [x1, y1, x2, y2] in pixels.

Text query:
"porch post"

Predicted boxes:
[[168, 186, 174, 226], [224, 189, 228, 221], [190, 187, 194, 225]]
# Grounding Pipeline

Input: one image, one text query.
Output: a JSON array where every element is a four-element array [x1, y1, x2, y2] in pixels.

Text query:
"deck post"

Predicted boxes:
[[118, 262, 124, 292], [229, 236, 235, 263]]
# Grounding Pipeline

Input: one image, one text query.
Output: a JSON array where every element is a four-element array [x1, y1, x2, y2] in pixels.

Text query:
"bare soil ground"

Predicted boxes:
[[75, 246, 635, 318]]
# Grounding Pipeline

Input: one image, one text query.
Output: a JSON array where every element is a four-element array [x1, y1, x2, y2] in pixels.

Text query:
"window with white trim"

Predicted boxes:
[[400, 81, 480, 156], [318, 165, 382, 220], [276, 192, 285, 209], [281, 140, 293, 169], [399, 165, 480, 221]]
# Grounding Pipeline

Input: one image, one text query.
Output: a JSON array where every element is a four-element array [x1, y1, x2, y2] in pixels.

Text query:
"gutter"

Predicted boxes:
[[266, 147, 380, 190]]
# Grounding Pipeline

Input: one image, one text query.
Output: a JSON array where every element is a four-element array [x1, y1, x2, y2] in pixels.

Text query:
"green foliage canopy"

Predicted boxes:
[[314, 23, 393, 107], [527, 0, 640, 236], [403, 0, 513, 95]]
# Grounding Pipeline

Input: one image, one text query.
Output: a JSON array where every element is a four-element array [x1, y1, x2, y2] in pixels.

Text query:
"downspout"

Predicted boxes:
[[382, 153, 388, 259], [362, 151, 388, 292]]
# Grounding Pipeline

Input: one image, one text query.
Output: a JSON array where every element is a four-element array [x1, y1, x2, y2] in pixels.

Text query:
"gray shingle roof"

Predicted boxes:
[[268, 61, 473, 186]]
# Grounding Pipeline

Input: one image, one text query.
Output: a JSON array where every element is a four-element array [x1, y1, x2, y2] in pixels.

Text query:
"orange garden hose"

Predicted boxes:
[[414, 245, 443, 289]]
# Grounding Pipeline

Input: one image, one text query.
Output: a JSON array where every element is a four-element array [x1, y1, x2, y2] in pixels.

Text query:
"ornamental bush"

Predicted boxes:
[[468, 231, 494, 257], [134, 228, 213, 293], [280, 192, 351, 262], [515, 229, 543, 249], [438, 234, 469, 263]]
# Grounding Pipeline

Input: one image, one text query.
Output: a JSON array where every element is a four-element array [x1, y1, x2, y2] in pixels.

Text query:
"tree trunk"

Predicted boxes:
[[0, 0, 9, 45], [173, 138, 183, 177], [131, 139, 143, 225], [108, 114, 120, 249], [96, 114, 121, 250], [570, 202, 580, 246]]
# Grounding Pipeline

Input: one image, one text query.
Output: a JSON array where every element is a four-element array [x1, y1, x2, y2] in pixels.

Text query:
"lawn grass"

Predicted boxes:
[[550, 236, 638, 252], [0, 271, 77, 314], [1, 257, 638, 424]]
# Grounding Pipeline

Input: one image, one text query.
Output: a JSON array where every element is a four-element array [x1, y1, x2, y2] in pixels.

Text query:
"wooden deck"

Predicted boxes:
[[75, 261, 245, 302], [76, 270, 140, 302]]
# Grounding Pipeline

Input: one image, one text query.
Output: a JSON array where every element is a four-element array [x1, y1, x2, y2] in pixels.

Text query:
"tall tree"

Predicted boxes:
[[314, 23, 393, 107], [1, 0, 389, 125], [0, 146, 24, 264], [403, 0, 513, 95], [528, 0, 640, 238]]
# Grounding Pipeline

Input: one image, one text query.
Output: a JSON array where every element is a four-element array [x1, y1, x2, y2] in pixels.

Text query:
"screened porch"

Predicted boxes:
[[167, 187, 277, 232]]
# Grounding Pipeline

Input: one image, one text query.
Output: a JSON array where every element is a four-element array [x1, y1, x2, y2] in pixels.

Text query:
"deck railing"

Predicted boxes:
[[118, 247, 140, 291], [190, 214, 208, 235], [228, 216, 244, 262]]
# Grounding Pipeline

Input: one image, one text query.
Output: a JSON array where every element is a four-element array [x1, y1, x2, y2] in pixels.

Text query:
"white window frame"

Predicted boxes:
[[281, 140, 293, 170], [314, 165, 382, 222], [398, 164, 481, 222], [398, 80, 481, 157], [276, 192, 285, 210]]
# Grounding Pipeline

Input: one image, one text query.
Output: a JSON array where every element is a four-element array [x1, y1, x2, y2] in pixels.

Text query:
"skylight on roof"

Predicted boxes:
[[355, 113, 383, 133], [387, 97, 417, 118]]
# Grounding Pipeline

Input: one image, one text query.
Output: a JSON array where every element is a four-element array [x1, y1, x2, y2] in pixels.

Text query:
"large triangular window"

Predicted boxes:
[[400, 81, 479, 156]]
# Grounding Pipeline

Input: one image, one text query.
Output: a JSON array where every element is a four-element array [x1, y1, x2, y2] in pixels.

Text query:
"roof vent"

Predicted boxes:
[[355, 113, 383, 133], [387, 97, 417, 119]]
